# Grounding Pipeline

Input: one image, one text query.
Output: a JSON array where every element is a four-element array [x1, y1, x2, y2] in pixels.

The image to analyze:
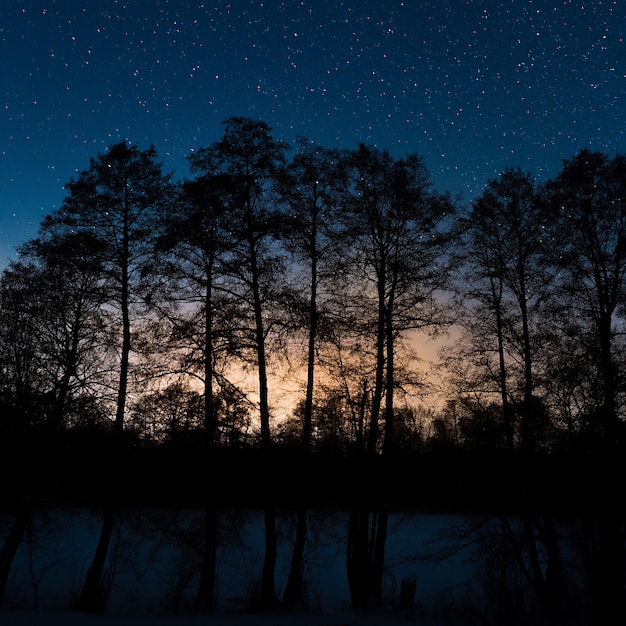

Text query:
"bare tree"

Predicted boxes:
[[454, 168, 551, 453], [275, 138, 346, 607], [189, 117, 288, 607], [547, 149, 626, 625], [42, 142, 173, 612], [338, 144, 453, 606]]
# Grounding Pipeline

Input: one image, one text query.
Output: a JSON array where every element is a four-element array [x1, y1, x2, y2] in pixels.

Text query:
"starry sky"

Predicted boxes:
[[1, 0, 625, 263]]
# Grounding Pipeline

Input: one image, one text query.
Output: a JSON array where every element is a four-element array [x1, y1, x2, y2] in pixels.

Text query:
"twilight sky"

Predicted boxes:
[[1, 0, 625, 262]]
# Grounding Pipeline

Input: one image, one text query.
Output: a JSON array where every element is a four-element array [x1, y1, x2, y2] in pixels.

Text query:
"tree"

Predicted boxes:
[[0, 240, 113, 439], [43, 141, 173, 612], [339, 145, 453, 458], [189, 117, 288, 607], [547, 150, 626, 446], [153, 168, 245, 611], [338, 144, 453, 606], [540, 315, 605, 443], [53, 142, 173, 439], [0, 262, 50, 439], [276, 139, 345, 465], [157, 175, 238, 441], [457, 168, 551, 453], [452, 168, 574, 615], [546, 149, 626, 625], [0, 234, 116, 607], [127, 383, 204, 445], [21, 231, 115, 430], [275, 138, 346, 606], [0, 505, 32, 607]]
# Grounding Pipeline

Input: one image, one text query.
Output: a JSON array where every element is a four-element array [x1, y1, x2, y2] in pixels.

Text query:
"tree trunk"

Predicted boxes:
[[261, 502, 277, 607], [251, 250, 275, 607], [585, 451, 625, 625], [346, 504, 388, 608], [346, 505, 370, 608], [599, 312, 618, 443], [399, 575, 417, 615], [283, 506, 307, 607], [195, 503, 218, 612], [518, 274, 534, 455], [370, 507, 388, 604], [302, 219, 317, 456], [522, 514, 555, 614], [78, 209, 130, 614], [76, 503, 116, 612], [50, 300, 83, 431], [203, 278, 216, 448], [539, 514, 570, 614], [115, 210, 131, 438], [384, 303, 394, 457], [195, 278, 218, 612], [283, 231, 317, 608], [586, 512, 625, 626], [0, 504, 32, 607], [366, 274, 386, 458], [251, 244, 271, 453], [494, 290, 514, 452]]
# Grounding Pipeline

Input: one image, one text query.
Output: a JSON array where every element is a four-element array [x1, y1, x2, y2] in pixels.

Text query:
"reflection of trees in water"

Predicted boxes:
[[0, 506, 618, 624], [346, 504, 388, 608], [427, 514, 592, 624], [0, 506, 33, 607]]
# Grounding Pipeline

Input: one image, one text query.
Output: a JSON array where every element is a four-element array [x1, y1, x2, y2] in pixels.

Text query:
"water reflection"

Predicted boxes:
[[1, 507, 589, 622]]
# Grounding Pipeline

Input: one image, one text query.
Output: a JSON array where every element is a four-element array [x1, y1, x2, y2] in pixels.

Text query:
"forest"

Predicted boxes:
[[1, 116, 626, 623]]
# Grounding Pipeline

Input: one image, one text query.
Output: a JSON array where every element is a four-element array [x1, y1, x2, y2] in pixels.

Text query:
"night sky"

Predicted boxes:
[[2, 0, 625, 263]]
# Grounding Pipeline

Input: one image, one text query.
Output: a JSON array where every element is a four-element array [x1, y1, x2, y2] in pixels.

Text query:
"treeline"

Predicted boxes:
[[1, 118, 624, 459], [1, 117, 626, 620]]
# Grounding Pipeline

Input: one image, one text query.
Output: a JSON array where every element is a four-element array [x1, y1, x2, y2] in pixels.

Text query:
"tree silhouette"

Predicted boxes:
[[1, 125, 626, 623], [548, 150, 626, 446], [339, 145, 453, 458], [458, 168, 550, 453], [41, 142, 174, 612], [154, 169, 241, 611], [547, 149, 626, 625], [189, 117, 289, 607], [275, 138, 346, 607], [338, 144, 453, 606], [15, 232, 114, 432]]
